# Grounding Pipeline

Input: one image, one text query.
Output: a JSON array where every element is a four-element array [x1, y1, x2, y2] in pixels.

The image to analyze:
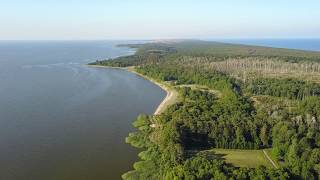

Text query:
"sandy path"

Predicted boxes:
[[263, 150, 278, 168]]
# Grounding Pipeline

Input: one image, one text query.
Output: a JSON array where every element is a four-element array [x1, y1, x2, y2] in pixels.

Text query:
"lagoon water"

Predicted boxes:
[[0, 41, 165, 180]]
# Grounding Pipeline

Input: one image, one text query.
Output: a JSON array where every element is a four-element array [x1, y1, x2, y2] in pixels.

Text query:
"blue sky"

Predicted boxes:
[[1, 0, 319, 40]]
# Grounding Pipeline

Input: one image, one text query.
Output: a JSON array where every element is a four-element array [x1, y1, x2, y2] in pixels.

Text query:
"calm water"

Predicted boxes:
[[212, 38, 320, 51], [0, 41, 165, 180]]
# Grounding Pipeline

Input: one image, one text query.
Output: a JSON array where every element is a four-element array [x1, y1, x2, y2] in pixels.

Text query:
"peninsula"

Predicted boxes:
[[90, 40, 320, 179]]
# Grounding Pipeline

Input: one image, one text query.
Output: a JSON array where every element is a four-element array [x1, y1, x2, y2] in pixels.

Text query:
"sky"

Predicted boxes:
[[0, 0, 320, 40]]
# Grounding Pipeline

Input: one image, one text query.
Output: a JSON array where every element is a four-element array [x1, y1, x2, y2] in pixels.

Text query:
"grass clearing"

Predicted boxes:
[[176, 84, 222, 98], [209, 149, 274, 168]]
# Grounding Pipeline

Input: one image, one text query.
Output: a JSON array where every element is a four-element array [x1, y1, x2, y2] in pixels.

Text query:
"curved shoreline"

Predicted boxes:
[[126, 67, 174, 115], [86, 65, 176, 115], [154, 86, 172, 115]]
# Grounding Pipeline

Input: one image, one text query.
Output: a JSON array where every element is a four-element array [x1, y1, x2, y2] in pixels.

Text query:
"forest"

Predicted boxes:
[[90, 40, 320, 179]]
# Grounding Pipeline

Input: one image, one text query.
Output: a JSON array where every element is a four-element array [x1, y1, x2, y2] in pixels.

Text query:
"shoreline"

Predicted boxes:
[[86, 65, 176, 115], [85, 64, 129, 70], [127, 67, 175, 115]]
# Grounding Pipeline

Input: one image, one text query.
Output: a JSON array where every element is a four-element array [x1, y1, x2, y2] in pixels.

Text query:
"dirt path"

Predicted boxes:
[[262, 149, 278, 168]]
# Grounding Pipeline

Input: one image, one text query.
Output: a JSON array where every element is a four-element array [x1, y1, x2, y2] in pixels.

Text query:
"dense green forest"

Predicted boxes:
[[90, 40, 320, 179]]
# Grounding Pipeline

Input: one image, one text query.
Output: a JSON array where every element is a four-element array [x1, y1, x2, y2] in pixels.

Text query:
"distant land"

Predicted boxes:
[[90, 40, 320, 179], [211, 38, 320, 52]]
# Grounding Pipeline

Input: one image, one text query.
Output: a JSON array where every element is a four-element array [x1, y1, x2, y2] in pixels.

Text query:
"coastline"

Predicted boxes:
[[85, 64, 129, 70], [86, 65, 177, 115]]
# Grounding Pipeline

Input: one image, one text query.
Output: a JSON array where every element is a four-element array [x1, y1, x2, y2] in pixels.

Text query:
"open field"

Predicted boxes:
[[209, 149, 275, 168]]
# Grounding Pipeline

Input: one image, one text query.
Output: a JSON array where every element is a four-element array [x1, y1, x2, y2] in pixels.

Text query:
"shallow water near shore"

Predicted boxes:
[[0, 41, 165, 180]]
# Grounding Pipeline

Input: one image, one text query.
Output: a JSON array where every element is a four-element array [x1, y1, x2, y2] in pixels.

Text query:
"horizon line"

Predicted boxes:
[[1, 37, 320, 41]]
